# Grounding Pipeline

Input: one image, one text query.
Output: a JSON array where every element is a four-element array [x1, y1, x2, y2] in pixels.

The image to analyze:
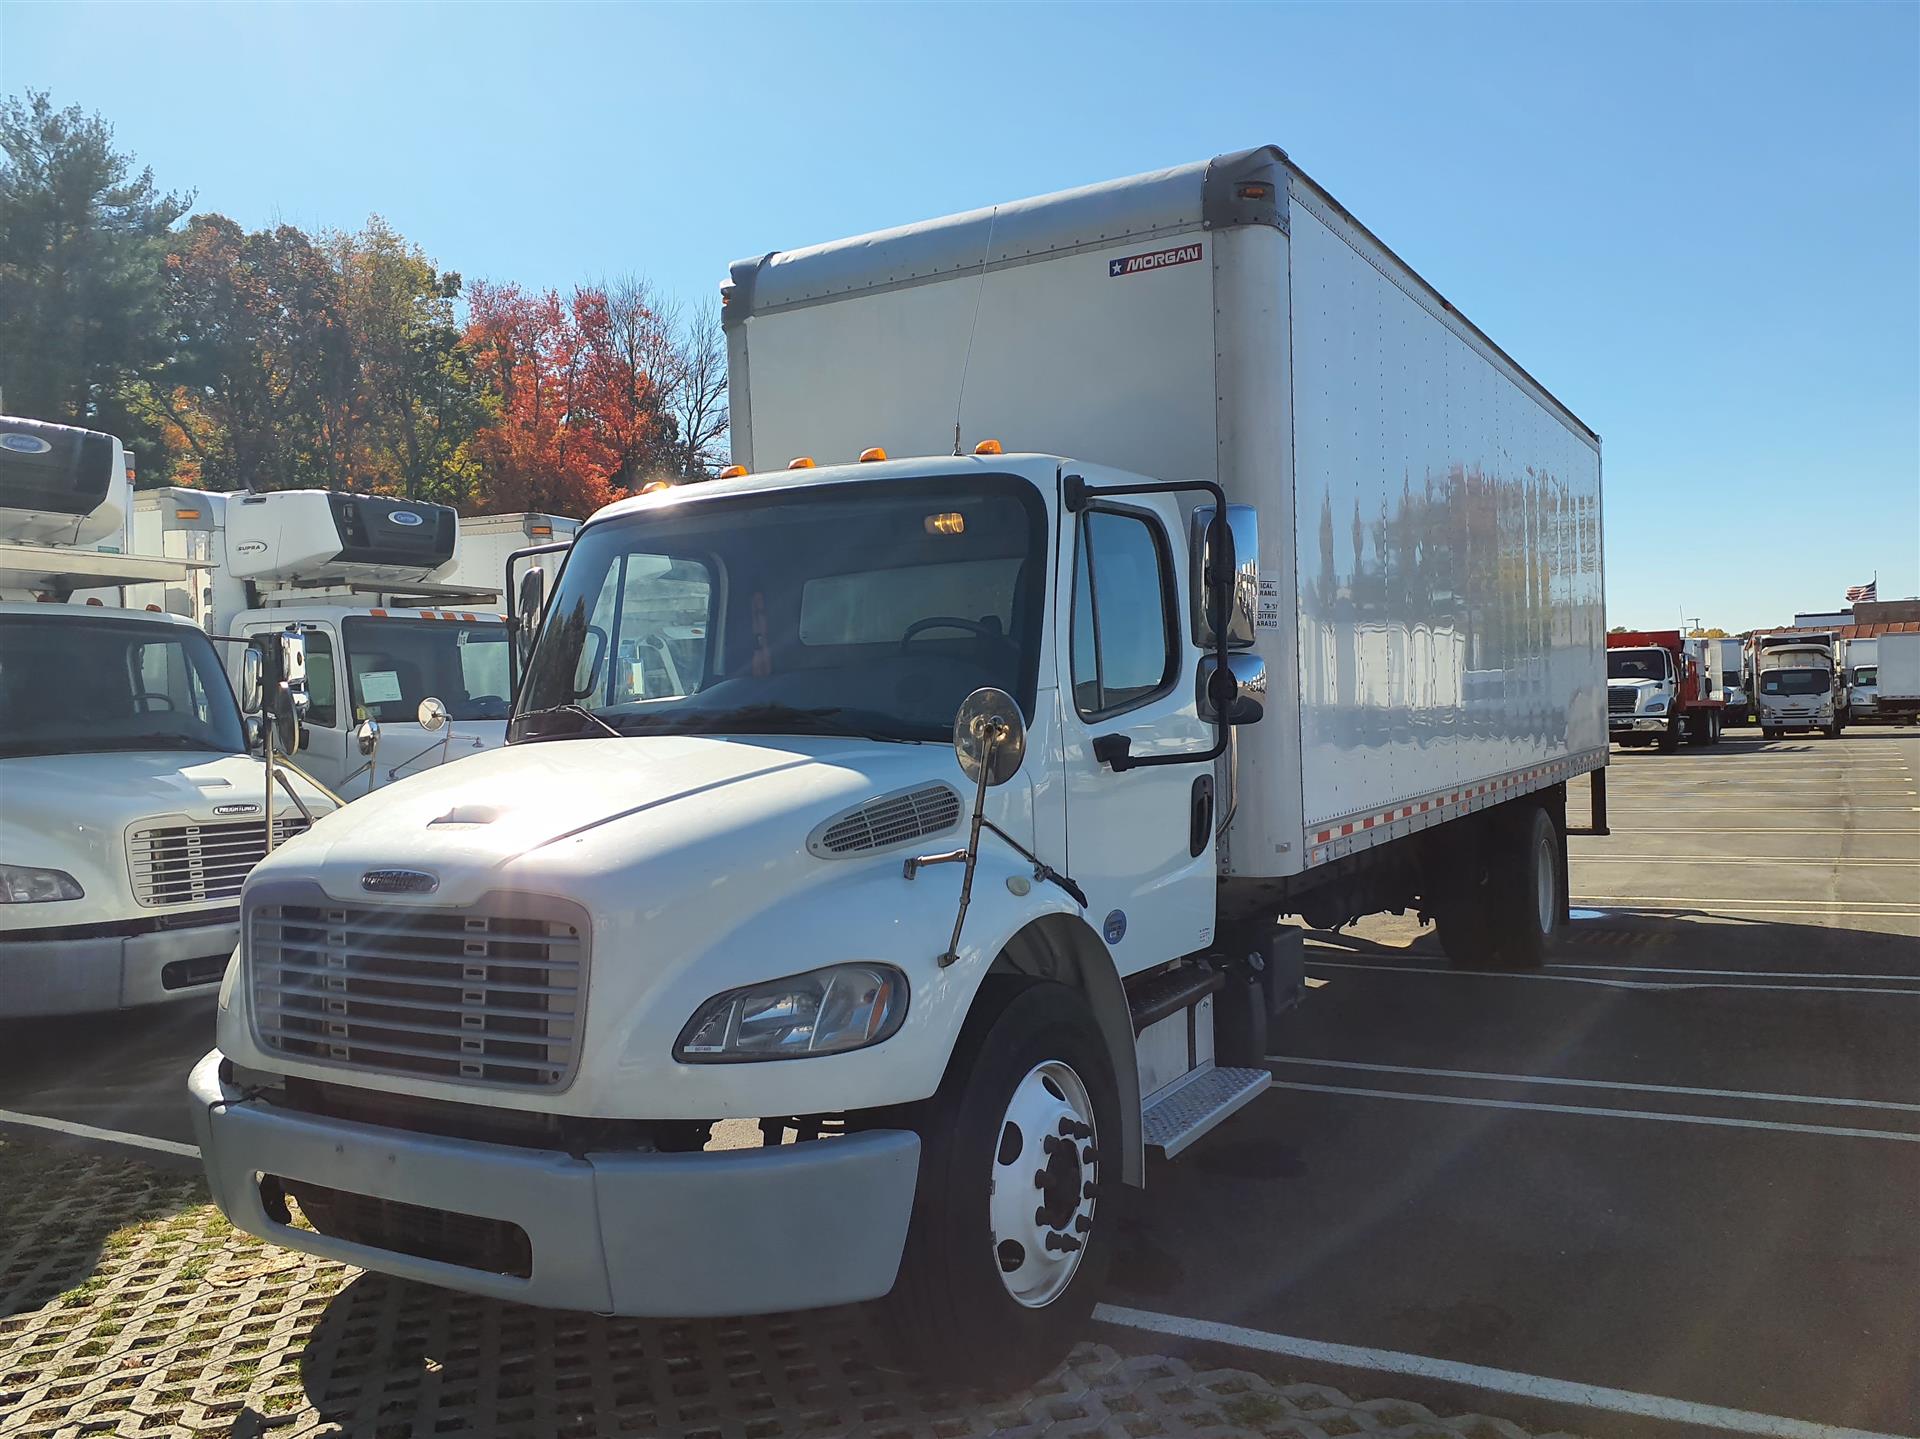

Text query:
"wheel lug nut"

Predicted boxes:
[[1082, 1145, 1098, 1164], [1044, 1232, 1083, 1253], [1075, 1215, 1092, 1233], [1083, 1181, 1099, 1200], [1033, 1168, 1048, 1190]]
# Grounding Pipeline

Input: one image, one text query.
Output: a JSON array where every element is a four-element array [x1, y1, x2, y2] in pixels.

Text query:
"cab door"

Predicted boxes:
[[241, 618, 347, 791], [1054, 468, 1217, 976]]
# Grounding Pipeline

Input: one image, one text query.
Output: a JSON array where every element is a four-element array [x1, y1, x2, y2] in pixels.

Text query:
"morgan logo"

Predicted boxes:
[[361, 869, 439, 894], [212, 802, 260, 816], [1107, 243, 1202, 278]]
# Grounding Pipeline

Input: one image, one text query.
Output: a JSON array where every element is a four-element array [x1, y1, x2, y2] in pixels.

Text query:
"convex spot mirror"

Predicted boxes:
[[1197, 653, 1268, 726], [953, 686, 1026, 786], [418, 697, 450, 732], [354, 713, 382, 756]]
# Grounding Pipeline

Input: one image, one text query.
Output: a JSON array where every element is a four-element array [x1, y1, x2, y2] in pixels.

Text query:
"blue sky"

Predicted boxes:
[[4, 1, 1914, 631]]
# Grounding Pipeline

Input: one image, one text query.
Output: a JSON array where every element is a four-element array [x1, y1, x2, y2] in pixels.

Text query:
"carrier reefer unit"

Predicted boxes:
[[0, 418, 332, 1017], [190, 148, 1605, 1385]]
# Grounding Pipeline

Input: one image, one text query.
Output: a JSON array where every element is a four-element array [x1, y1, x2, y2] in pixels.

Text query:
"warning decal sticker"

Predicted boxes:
[[1107, 243, 1202, 278]]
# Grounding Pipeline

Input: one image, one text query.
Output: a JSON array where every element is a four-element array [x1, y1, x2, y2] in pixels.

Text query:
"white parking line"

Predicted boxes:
[[1577, 855, 1918, 865], [1570, 896, 1920, 911], [0, 1107, 200, 1159], [1550, 962, 1920, 982], [1576, 827, 1919, 834], [1267, 1057, 1920, 1114], [1304, 959, 1920, 997], [1093, 1304, 1909, 1439], [1264, 1080, 1920, 1142]]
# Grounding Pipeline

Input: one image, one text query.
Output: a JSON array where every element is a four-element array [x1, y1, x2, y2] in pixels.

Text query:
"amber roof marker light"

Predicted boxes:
[[973, 439, 1004, 456], [787, 457, 816, 470], [859, 447, 888, 463], [718, 465, 749, 479]]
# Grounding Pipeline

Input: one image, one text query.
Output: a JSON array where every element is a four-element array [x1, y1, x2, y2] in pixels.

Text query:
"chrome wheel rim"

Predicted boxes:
[[988, 1059, 1098, 1308]]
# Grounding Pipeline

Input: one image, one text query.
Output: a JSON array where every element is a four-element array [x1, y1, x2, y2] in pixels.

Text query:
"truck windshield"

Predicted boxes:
[[1607, 649, 1669, 681], [340, 617, 512, 723], [1760, 669, 1829, 696], [514, 475, 1047, 744], [1854, 667, 1877, 687], [0, 613, 246, 759]]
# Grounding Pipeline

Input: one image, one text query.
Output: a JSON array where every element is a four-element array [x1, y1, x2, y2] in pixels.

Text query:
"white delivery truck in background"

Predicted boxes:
[[1709, 636, 1749, 722], [1752, 632, 1841, 738], [116, 488, 534, 797], [1866, 631, 1920, 724], [0, 417, 332, 1017], [190, 147, 1606, 1382], [1835, 636, 1871, 723], [442, 511, 581, 605]]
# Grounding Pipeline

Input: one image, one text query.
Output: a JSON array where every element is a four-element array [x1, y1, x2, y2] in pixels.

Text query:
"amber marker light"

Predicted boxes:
[[859, 447, 888, 463], [788, 457, 816, 470], [973, 439, 1004, 456], [924, 512, 966, 536], [718, 465, 749, 479]]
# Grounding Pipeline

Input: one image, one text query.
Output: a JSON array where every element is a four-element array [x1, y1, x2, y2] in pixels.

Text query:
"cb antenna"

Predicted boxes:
[[953, 204, 1000, 456]]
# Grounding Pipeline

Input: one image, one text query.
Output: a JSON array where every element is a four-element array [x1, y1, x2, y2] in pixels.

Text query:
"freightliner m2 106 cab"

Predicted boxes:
[[191, 148, 1606, 1381], [115, 488, 553, 797], [1605, 630, 1724, 749], [0, 416, 332, 1017]]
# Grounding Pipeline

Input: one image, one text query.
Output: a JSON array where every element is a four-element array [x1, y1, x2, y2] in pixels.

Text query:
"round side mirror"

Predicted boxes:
[[240, 648, 263, 714], [355, 715, 382, 756], [418, 696, 449, 732], [244, 714, 265, 753], [952, 687, 1026, 786]]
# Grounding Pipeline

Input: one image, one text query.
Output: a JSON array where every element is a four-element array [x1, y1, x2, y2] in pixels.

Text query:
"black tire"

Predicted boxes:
[[1686, 713, 1710, 747], [1707, 712, 1722, 745], [879, 980, 1119, 1389], [1437, 802, 1563, 971], [1760, 727, 1778, 742], [1825, 719, 1842, 739], [1658, 719, 1681, 753]]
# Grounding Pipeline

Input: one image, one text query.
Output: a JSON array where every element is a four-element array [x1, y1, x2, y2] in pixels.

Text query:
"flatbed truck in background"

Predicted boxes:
[[1606, 630, 1723, 749], [191, 146, 1605, 1383]]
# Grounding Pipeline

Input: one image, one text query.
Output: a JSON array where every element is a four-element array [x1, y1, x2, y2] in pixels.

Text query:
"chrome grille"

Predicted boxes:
[[249, 902, 585, 1090], [812, 783, 963, 856], [1607, 687, 1637, 713], [129, 818, 310, 906]]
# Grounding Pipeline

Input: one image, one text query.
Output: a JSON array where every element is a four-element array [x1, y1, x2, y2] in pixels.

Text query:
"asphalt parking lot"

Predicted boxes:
[[3, 727, 1917, 1437]]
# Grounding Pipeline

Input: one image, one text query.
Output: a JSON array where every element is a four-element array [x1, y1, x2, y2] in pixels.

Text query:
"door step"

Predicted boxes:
[[1142, 1064, 1271, 1159]]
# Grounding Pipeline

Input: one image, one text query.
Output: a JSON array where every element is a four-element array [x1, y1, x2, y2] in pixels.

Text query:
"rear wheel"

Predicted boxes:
[[1437, 802, 1563, 971], [879, 981, 1118, 1389]]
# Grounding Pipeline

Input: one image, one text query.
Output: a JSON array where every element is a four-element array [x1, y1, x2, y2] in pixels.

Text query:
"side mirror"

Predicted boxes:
[[418, 696, 450, 732], [1190, 504, 1260, 650], [1197, 652, 1268, 726], [952, 686, 1026, 786], [355, 714, 382, 756], [240, 648, 264, 714], [244, 714, 265, 754], [515, 567, 547, 670]]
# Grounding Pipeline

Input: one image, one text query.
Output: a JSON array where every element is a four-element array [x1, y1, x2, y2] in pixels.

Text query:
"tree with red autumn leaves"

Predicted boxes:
[[463, 280, 684, 516]]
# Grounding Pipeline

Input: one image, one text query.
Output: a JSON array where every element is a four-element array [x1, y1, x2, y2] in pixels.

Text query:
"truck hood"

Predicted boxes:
[[250, 734, 971, 906], [0, 750, 333, 928]]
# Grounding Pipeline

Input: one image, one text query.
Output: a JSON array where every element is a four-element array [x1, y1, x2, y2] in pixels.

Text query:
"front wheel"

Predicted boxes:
[[1658, 719, 1681, 752], [879, 981, 1119, 1388], [1825, 719, 1843, 739]]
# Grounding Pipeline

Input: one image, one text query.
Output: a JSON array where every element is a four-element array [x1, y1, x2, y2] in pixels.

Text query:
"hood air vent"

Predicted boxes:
[[808, 783, 963, 858]]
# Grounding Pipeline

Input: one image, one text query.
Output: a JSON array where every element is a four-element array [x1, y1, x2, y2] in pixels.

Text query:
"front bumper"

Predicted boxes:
[[1609, 716, 1669, 734], [189, 1051, 921, 1317], [0, 917, 236, 1018]]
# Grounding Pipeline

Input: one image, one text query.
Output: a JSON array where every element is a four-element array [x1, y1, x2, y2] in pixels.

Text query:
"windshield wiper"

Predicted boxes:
[[515, 703, 625, 740], [624, 704, 923, 744]]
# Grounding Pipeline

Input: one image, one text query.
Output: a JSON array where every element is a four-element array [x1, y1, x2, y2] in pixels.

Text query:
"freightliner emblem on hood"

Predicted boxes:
[[361, 869, 440, 894]]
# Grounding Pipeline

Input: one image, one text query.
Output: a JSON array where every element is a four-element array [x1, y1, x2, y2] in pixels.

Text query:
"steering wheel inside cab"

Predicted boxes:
[[899, 616, 1014, 655]]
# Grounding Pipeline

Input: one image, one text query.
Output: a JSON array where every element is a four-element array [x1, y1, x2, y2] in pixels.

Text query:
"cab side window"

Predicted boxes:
[[302, 632, 338, 728], [1069, 508, 1177, 719]]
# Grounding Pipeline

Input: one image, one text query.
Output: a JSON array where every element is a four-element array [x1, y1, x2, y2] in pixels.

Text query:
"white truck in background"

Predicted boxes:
[[443, 511, 581, 603], [190, 147, 1606, 1382], [114, 489, 565, 797], [1752, 632, 1841, 738], [0, 417, 331, 1018], [1708, 637, 1748, 722], [1860, 632, 1920, 725]]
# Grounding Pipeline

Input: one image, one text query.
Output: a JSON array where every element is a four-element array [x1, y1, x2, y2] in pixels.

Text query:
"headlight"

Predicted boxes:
[[675, 963, 908, 1062], [1644, 697, 1667, 713], [0, 865, 85, 903]]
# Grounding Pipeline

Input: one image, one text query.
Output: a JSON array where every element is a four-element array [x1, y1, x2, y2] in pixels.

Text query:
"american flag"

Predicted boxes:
[[1846, 580, 1877, 603]]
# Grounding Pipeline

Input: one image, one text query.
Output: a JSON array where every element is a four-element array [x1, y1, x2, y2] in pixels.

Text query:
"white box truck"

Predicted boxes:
[[113, 488, 533, 797], [0, 417, 333, 1018], [442, 511, 581, 606], [1752, 632, 1841, 738], [189, 148, 1605, 1382], [1867, 631, 1920, 724]]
